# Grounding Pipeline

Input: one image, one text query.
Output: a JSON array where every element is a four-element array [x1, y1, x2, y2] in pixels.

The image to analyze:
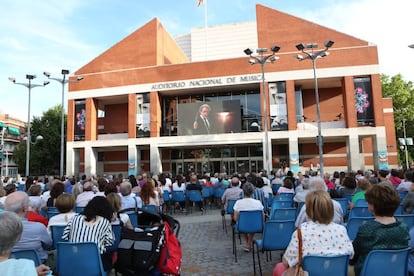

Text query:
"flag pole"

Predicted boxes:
[[204, 0, 208, 59]]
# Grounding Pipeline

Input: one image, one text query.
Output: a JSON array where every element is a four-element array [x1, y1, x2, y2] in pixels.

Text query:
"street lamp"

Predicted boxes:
[[243, 46, 281, 174], [43, 70, 83, 177], [8, 74, 49, 177], [295, 40, 334, 177]]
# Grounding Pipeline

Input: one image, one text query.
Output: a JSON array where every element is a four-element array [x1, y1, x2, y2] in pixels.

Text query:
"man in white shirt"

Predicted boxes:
[[75, 181, 98, 207], [119, 182, 142, 211]]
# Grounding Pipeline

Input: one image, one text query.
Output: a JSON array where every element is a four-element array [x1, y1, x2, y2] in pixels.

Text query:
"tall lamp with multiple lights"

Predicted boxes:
[[243, 46, 281, 174], [295, 40, 334, 177], [44, 70, 83, 177], [8, 75, 49, 177]]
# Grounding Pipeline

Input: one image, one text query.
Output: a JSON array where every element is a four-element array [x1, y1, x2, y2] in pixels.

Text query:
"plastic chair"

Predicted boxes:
[[214, 187, 226, 208], [222, 199, 238, 234], [142, 204, 158, 213], [399, 191, 408, 201], [302, 255, 350, 276], [348, 206, 373, 220], [278, 193, 294, 201], [47, 211, 60, 220], [355, 199, 368, 207], [334, 198, 349, 218], [186, 190, 204, 214], [202, 186, 214, 208], [271, 183, 281, 194], [270, 200, 293, 213], [171, 191, 186, 214], [232, 210, 264, 262], [127, 212, 138, 228], [10, 249, 42, 266], [162, 190, 171, 213], [345, 217, 374, 240], [394, 204, 403, 215], [269, 207, 297, 221], [360, 248, 410, 276], [253, 220, 295, 275], [395, 214, 414, 230], [57, 242, 107, 276], [50, 224, 67, 248], [75, 206, 85, 213], [106, 224, 122, 252]]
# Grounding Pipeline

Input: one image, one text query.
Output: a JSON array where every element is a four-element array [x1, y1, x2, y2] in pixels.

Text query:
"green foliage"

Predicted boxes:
[[382, 74, 414, 167], [12, 105, 65, 176]]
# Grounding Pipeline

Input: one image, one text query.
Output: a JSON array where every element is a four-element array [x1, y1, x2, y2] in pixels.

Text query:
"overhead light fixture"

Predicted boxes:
[[324, 40, 335, 48], [8, 77, 16, 83], [244, 48, 253, 56], [270, 45, 281, 53], [61, 69, 70, 75], [43, 72, 51, 78], [26, 74, 36, 80], [296, 43, 305, 51]]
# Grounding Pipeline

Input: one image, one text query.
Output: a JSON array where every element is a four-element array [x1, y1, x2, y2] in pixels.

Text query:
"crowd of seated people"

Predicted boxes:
[[1, 167, 414, 274]]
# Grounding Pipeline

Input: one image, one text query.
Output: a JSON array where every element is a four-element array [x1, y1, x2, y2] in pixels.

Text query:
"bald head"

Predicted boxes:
[[4, 191, 30, 216], [120, 182, 132, 196]]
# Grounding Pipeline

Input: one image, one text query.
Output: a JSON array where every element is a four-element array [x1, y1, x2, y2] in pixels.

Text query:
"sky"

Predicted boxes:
[[0, 0, 413, 122]]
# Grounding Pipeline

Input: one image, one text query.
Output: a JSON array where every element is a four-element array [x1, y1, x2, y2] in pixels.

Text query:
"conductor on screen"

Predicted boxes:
[[193, 104, 212, 135]]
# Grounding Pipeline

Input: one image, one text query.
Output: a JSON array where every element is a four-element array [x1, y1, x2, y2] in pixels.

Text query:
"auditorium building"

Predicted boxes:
[[66, 4, 398, 177]]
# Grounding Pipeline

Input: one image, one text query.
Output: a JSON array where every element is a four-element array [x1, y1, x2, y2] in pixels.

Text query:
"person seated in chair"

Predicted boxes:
[[0, 211, 51, 276], [233, 182, 264, 252]]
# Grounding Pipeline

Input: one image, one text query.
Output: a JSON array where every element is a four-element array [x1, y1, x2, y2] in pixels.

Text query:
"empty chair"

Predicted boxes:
[[57, 242, 107, 276], [271, 183, 282, 194], [222, 199, 238, 234], [302, 255, 350, 276], [346, 217, 374, 240], [269, 207, 297, 221], [278, 193, 294, 201], [162, 190, 171, 213], [253, 220, 295, 275], [50, 225, 67, 248], [360, 248, 410, 276], [10, 249, 42, 266], [202, 186, 214, 208], [271, 200, 293, 210], [232, 210, 264, 262], [348, 206, 373, 220], [395, 214, 414, 230]]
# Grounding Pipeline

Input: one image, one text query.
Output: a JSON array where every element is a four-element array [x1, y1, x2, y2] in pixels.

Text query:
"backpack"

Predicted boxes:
[[116, 217, 164, 275], [157, 220, 182, 275]]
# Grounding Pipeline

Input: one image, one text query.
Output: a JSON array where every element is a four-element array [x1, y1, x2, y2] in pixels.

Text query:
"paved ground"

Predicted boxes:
[[172, 207, 280, 276]]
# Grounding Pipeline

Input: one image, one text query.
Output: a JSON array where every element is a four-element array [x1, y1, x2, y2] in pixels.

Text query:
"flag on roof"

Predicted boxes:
[[196, 0, 205, 7]]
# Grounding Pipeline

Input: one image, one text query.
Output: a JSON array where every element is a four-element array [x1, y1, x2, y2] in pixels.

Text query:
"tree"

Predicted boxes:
[[381, 74, 414, 167], [13, 105, 65, 176]]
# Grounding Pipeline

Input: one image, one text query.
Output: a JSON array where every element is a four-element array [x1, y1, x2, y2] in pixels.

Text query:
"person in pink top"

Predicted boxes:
[[277, 177, 295, 195]]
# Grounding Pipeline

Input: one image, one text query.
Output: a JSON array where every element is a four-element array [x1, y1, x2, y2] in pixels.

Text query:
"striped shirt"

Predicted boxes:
[[62, 214, 114, 254]]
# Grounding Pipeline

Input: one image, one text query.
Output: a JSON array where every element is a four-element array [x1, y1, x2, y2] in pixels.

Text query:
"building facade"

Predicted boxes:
[[0, 114, 24, 179], [66, 5, 397, 177]]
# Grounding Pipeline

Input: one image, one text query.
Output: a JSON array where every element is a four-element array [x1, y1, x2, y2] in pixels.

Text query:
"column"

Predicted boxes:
[[347, 130, 362, 171], [288, 133, 300, 173], [84, 145, 97, 177], [372, 127, 389, 171], [128, 143, 140, 176], [66, 145, 76, 176], [150, 143, 162, 175]]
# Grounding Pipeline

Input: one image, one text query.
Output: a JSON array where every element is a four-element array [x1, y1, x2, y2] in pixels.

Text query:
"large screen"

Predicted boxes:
[[177, 100, 241, 136]]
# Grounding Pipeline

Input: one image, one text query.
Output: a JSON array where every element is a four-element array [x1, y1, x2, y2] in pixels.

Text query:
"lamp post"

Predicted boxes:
[[243, 46, 281, 174], [8, 75, 49, 177], [402, 118, 410, 169], [43, 70, 83, 177], [295, 40, 334, 177]]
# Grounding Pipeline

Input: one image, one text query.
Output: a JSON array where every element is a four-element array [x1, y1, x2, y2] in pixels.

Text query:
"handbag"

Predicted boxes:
[[283, 228, 309, 276]]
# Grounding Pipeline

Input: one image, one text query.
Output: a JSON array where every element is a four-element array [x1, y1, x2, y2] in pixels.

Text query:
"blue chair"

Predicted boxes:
[[50, 224, 67, 248], [348, 206, 373, 220], [47, 211, 60, 220], [162, 190, 171, 213], [334, 198, 349, 218], [271, 200, 293, 211], [142, 204, 158, 213], [394, 204, 403, 215], [186, 190, 204, 214], [106, 224, 122, 252], [399, 191, 408, 201], [202, 186, 214, 208], [271, 183, 281, 194], [232, 210, 264, 262], [269, 207, 297, 221], [345, 217, 374, 240], [47, 206, 58, 212], [127, 212, 138, 228], [214, 187, 226, 208], [10, 249, 42, 266], [223, 199, 238, 234], [75, 206, 85, 213], [278, 193, 294, 201], [360, 248, 410, 276], [302, 255, 350, 276], [395, 214, 414, 230], [171, 191, 186, 213], [355, 199, 368, 207], [57, 242, 107, 276], [253, 220, 295, 275], [17, 183, 25, 191]]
